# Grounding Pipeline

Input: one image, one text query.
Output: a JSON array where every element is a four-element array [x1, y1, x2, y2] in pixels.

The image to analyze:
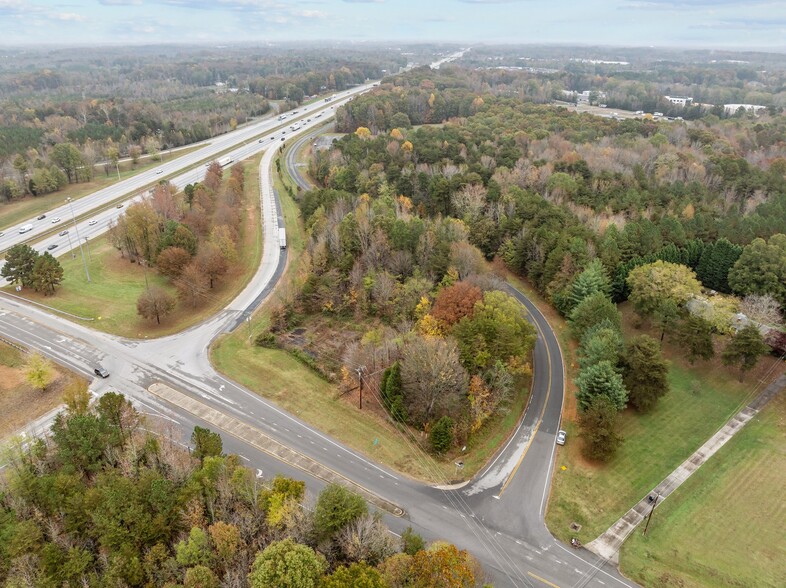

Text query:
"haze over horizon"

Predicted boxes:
[[0, 0, 785, 51]]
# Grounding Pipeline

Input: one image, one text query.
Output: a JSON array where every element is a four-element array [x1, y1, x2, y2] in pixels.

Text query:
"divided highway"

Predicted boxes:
[[0, 87, 637, 587]]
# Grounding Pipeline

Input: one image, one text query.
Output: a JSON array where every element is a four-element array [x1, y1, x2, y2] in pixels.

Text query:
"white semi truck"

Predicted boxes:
[[278, 227, 287, 249]]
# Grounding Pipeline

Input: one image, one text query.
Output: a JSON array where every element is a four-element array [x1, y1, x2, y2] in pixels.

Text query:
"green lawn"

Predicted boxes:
[[0, 147, 201, 233], [547, 363, 751, 542], [4, 152, 263, 339], [620, 392, 786, 588]]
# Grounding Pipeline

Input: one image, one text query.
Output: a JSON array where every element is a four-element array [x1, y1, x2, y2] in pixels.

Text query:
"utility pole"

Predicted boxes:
[[356, 366, 365, 410], [66, 197, 90, 283], [643, 493, 660, 535]]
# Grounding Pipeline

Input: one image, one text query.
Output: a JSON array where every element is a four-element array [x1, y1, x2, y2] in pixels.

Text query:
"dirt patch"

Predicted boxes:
[[0, 368, 63, 439]]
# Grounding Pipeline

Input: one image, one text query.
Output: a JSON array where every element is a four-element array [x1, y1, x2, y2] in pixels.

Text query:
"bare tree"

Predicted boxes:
[[740, 294, 783, 328], [176, 262, 209, 307], [337, 514, 397, 565], [136, 286, 176, 324], [400, 335, 469, 426]]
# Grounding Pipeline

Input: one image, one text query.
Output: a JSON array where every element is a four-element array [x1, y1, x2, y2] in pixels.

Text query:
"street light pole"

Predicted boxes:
[[64, 230, 75, 259], [84, 237, 92, 261], [643, 493, 661, 535], [66, 197, 90, 283]]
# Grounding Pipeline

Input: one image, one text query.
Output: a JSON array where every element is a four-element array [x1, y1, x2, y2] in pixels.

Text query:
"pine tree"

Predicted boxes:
[[675, 315, 715, 364], [568, 259, 611, 310], [578, 395, 623, 461], [722, 325, 770, 380], [31, 252, 64, 295], [575, 360, 628, 411], [621, 335, 670, 412]]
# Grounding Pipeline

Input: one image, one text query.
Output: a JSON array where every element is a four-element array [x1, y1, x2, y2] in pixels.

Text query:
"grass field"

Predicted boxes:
[[3, 153, 263, 339], [544, 302, 784, 544], [620, 392, 786, 588], [0, 342, 77, 439], [0, 146, 202, 232]]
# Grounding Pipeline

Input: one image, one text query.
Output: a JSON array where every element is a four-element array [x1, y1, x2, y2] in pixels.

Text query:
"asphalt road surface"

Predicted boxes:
[[0, 90, 637, 588]]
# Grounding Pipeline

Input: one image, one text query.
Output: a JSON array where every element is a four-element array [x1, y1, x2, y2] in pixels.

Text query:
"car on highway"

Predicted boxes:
[[37, 214, 47, 220], [259, 139, 263, 143], [116, 203, 124, 208], [156, 169, 163, 174], [47, 243, 58, 251], [94, 366, 110, 378], [59, 230, 69, 236], [280, 137, 285, 141], [0, 231, 4, 237], [88, 219, 98, 226], [556, 430, 567, 445], [51, 217, 61, 223]]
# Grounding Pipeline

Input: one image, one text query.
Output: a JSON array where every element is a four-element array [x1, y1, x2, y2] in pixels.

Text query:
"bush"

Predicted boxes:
[[429, 416, 454, 455], [254, 331, 277, 348]]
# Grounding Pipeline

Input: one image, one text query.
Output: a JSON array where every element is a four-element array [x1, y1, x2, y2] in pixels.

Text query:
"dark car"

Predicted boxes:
[[59, 230, 69, 236], [47, 243, 58, 251], [94, 366, 110, 378], [37, 214, 46, 220]]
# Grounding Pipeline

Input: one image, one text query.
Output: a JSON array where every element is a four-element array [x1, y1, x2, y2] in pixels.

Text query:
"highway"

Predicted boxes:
[[0, 85, 370, 260], [0, 90, 636, 587]]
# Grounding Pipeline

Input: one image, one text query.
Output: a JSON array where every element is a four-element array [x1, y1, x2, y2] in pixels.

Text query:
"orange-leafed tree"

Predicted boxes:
[[431, 281, 482, 327]]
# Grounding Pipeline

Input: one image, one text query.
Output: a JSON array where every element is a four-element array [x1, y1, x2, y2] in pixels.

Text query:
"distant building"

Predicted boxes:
[[562, 90, 607, 104], [724, 103, 768, 115], [664, 95, 693, 107]]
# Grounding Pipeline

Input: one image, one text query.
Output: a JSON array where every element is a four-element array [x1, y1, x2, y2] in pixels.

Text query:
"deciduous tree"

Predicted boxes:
[[453, 290, 536, 372], [25, 352, 55, 392], [321, 563, 386, 588], [136, 286, 176, 324], [400, 335, 468, 426], [196, 243, 228, 288], [431, 281, 482, 326], [410, 542, 477, 588], [31, 252, 64, 295], [627, 261, 701, 319], [248, 539, 326, 588], [728, 234, 786, 305], [313, 483, 367, 541], [157, 246, 192, 278]]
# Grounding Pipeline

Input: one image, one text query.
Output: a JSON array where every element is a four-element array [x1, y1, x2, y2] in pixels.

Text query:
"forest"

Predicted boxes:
[[289, 65, 785, 460], [0, 45, 405, 199], [0, 388, 484, 587]]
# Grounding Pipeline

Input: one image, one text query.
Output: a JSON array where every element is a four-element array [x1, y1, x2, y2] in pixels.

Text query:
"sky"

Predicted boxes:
[[1, 0, 785, 49]]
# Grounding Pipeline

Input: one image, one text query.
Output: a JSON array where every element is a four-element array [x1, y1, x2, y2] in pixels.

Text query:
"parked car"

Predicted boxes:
[[94, 366, 110, 378], [556, 430, 567, 445], [59, 230, 69, 236], [47, 243, 58, 251]]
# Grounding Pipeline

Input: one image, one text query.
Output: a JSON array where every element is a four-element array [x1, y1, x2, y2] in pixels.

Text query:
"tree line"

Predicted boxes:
[[0, 387, 486, 587]]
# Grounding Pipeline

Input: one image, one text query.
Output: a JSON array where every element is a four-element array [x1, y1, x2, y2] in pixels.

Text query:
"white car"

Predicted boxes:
[[51, 217, 61, 223], [556, 430, 567, 446], [88, 219, 98, 226], [156, 169, 163, 174]]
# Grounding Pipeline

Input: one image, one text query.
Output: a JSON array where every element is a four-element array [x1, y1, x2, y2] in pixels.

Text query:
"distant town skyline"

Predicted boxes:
[[0, 0, 785, 50]]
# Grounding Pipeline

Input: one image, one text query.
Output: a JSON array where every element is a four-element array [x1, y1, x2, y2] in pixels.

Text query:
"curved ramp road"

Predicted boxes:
[[0, 106, 636, 588]]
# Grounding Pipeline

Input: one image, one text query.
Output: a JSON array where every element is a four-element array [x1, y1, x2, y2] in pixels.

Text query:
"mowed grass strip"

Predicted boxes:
[[0, 147, 202, 232], [620, 392, 786, 588], [547, 363, 754, 542], [4, 153, 263, 339]]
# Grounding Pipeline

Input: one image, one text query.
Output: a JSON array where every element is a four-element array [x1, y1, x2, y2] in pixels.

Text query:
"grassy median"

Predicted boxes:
[[4, 152, 263, 339]]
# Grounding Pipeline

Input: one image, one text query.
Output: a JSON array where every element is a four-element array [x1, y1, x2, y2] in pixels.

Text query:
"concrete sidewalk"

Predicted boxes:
[[586, 373, 786, 563]]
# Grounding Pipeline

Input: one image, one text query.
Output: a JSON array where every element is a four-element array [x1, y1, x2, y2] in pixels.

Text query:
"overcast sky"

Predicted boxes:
[[1, 0, 785, 49]]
